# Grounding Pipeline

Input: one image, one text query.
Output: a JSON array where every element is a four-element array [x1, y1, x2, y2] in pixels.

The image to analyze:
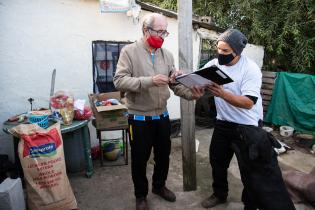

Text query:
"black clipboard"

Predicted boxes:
[[175, 65, 233, 87]]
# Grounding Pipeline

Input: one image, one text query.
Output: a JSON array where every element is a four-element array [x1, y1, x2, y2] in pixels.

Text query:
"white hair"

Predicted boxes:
[[141, 13, 167, 35]]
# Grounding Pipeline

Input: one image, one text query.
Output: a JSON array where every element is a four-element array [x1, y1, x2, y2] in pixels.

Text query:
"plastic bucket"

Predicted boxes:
[[280, 126, 294, 137], [28, 115, 49, 129]]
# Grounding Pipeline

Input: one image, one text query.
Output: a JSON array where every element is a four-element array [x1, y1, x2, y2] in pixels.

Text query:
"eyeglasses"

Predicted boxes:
[[147, 27, 170, 38]]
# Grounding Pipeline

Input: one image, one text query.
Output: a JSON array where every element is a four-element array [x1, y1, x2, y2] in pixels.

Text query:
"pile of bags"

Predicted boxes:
[[50, 91, 92, 125]]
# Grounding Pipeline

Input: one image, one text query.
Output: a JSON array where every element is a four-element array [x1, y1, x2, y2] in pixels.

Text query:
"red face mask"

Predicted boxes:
[[147, 36, 164, 49]]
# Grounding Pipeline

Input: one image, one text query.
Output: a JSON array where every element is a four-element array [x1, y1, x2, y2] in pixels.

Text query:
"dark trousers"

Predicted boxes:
[[128, 117, 171, 198], [210, 120, 295, 210]]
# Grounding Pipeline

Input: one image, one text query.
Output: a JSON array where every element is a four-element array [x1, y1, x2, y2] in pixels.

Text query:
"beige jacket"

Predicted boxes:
[[113, 39, 194, 116]]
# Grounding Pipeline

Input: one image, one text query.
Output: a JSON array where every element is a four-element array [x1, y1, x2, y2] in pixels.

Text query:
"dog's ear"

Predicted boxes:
[[267, 132, 281, 149]]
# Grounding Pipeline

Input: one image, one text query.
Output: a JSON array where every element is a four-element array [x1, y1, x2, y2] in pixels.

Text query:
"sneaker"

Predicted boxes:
[[136, 197, 149, 210], [152, 186, 176, 202], [201, 194, 227, 208]]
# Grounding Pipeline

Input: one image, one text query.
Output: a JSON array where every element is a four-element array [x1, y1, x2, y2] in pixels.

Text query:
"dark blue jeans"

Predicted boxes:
[[210, 120, 295, 210]]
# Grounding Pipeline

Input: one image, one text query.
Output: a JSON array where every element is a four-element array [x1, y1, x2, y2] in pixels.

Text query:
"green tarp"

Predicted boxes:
[[264, 72, 315, 135]]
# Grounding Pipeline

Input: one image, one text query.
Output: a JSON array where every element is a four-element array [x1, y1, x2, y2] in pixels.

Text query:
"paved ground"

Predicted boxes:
[[69, 128, 315, 210]]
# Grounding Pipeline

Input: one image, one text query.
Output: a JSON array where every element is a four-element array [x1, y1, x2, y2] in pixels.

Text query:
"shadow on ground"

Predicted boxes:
[[69, 128, 314, 210]]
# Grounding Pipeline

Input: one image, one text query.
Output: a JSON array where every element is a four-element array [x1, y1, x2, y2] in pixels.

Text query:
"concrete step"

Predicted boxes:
[[0, 178, 26, 210]]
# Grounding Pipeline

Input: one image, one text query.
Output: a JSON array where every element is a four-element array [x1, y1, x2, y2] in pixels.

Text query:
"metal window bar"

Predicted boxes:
[[195, 39, 218, 128], [92, 41, 132, 93], [199, 39, 217, 68]]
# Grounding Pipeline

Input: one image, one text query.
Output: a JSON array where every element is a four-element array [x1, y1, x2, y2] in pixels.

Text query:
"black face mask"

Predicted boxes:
[[218, 53, 235, 65]]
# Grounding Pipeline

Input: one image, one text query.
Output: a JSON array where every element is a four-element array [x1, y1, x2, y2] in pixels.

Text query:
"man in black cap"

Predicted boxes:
[[201, 29, 295, 210]]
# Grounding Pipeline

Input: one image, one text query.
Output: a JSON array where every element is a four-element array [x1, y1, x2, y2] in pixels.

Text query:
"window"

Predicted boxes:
[[195, 38, 218, 128], [199, 39, 217, 68], [92, 41, 132, 93]]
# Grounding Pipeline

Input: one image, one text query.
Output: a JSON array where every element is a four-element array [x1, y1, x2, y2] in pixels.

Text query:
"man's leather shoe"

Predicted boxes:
[[201, 194, 226, 208], [152, 186, 176, 202], [136, 197, 149, 210]]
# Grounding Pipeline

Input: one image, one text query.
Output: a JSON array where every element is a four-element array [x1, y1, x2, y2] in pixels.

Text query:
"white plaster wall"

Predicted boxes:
[[242, 44, 264, 68], [0, 0, 143, 160], [0, 0, 194, 159]]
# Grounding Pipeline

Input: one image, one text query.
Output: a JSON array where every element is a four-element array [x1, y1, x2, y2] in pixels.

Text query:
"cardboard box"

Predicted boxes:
[[88, 92, 128, 129]]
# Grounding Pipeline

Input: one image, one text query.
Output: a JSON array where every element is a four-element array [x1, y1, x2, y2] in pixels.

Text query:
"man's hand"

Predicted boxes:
[[152, 74, 169, 86], [207, 83, 225, 98], [190, 86, 205, 99], [169, 69, 183, 84]]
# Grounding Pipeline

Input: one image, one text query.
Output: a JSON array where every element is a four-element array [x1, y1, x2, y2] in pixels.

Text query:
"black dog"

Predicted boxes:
[[0, 154, 19, 183]]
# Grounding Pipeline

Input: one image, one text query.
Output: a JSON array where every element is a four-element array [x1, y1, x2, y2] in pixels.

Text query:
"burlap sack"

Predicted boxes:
[[10, 123, 77, 210]]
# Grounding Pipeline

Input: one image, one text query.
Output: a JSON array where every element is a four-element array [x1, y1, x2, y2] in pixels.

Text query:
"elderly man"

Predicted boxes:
[[201, 28, 295, 210], [114, 13, 204, 210]]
